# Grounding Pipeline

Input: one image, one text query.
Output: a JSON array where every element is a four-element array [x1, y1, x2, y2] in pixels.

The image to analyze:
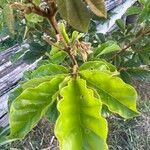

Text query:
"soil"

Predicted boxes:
[[133, 80, 150, 101]]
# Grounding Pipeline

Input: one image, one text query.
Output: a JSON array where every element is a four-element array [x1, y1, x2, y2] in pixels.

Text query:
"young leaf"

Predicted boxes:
[[55, 77, 108, 150], [59, 23, 70, 44], [9, 76, 65, 140], [57, 0, 91, 32], [71, 31, 82, 43], [84, 0, 107, 17], [80, 70, 139, 119]]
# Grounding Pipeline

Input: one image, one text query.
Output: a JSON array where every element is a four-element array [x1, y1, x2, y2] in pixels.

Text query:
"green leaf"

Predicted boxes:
[[138, 0, 148, 5], [23, 51, 41, 64], [8, 76, 54, 112], [45, 100, 59, 123], [49, 46, 67, 65], [138, 1, 150, 23], [79, 60, 116, 72], [116, 19, 125, 32], [50, 51, 67, 64], [23, 41, 50, 64], [0, 126, 10, 146], [9, 76, 65, 140], [22, 76, 54, 89], [0, 0, 6, 7], [71, 31, 83, 43], [50, 46, 60, 56], [120, 70, 132, 84], [80, 70, 139, 119], [59, 23, 70, 44], [84, 0, 107, 17], [25, 13, 43, 23], [94, 41, 121, 57], [55, 77, 108, 150], [57, 0, 91, 32], [31, 64, 68, 78], [126, 6, 141, 16]]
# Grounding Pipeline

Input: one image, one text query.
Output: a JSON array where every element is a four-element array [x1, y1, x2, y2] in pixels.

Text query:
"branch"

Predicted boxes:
[[110, 27, 148, 60], [65, 47, 78, 78], [11, 2, 59, 35]]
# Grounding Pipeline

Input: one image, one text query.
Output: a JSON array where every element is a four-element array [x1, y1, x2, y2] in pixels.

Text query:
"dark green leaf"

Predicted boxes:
[[45, 100, 59, 123], [57, 0, 91, 32], [126, 6, 141, 16], [116, 19, 125, 32]]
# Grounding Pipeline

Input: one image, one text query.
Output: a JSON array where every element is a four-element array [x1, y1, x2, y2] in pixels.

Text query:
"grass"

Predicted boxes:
[[108, 100, 150, 150], [0, 99, 149, 150], [0, 119, 58, 150]]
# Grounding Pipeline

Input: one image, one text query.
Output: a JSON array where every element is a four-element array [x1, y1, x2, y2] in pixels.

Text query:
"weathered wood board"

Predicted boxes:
[[0, 44, 37, 127]]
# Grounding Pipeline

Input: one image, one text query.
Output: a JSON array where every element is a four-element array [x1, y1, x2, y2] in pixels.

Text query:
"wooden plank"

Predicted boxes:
[[0, 113, 9, 128], [97, 0, 137, 34], [0, 44, 39, 127], [0, 61, 37, 96], [0, 44, 28, 66]]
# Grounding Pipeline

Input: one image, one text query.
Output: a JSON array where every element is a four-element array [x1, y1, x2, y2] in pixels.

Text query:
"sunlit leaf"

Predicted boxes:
[[55, 77, 108, 150], [80, 70, 139, 118], [31, 64, 68, 78], [79, 60, 116, 72], [9, 76, 65, 140]]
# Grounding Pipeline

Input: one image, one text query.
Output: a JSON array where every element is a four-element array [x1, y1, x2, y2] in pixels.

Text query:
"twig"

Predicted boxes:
[[12, 1, 79, 77], [110, 27, 148, 60], [42, 35, 62, 50]]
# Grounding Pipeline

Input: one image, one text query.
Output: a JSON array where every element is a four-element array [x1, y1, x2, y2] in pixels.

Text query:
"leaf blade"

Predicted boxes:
[[55, 77, 108, 150], [80, 70, 139, 118], [57, 0, 91, 32], [31, 64, 68, 78], [9, 76, 65, 140], [84, 0, 107, 17]]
